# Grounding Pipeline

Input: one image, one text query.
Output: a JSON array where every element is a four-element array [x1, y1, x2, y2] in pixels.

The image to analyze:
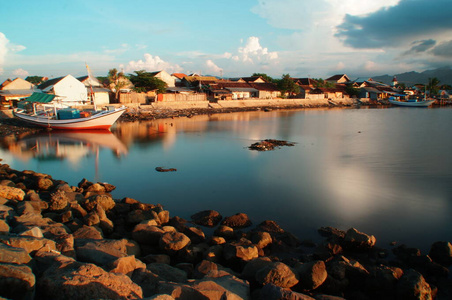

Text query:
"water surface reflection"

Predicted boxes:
[[1, 107, 451, 251]]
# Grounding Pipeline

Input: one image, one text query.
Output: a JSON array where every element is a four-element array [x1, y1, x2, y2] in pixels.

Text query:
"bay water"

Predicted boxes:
[[2, 107, 451, 252]]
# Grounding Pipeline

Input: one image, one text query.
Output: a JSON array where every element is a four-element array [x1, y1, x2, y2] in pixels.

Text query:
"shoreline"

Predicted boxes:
[[0, 100, 373, 139], [0, 163, 450, 299]]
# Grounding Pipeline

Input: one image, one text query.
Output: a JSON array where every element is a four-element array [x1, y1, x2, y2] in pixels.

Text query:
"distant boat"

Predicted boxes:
[[389, 97, 435, 107], [13, 93, 126, 130]]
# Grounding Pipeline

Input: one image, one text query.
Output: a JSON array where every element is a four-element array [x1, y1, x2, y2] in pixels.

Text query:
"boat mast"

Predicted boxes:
[[85, 63, 97, 111]]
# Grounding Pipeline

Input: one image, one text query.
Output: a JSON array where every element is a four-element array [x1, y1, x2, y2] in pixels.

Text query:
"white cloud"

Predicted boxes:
[[237, 37, 278, 64], [12, 68, 29, 78], [121, 53, 183, 74], [205, 60, 223, 75], [0, 33, 7, 74]]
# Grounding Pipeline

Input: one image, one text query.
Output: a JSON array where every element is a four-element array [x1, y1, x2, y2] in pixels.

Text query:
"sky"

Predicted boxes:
[[1, 0, 451, 82]]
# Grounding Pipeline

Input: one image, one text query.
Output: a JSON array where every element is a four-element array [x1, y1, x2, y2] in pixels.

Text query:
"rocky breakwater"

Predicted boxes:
[[0, 163, 451, 300]]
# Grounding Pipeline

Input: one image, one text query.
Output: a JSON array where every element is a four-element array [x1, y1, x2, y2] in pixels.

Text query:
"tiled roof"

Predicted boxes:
[[172, 73, 187, 79], [38, 76, 65, 90]]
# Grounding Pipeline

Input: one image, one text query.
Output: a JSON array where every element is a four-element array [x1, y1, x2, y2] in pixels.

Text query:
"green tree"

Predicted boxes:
[[345, 84, 360, 97], [252, 73, 274, 83], [278, 74, 300, 97], [128, 70, 167, 94], [108, 68, 128, 101], [312, 78, 335, 88], [25, 76, 46, 85], [427, 77, 440, 96]]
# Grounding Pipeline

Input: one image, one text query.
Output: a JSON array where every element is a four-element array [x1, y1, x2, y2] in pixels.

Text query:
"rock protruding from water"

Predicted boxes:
[[249, 139, 295, 151]]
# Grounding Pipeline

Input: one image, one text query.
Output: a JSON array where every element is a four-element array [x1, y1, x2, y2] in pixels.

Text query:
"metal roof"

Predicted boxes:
[[226, 87, 258, 92], [23, 92, 56, 103]]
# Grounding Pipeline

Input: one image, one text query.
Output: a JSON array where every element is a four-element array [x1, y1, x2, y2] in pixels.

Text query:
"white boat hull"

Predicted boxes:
[[389, 99, 435, 107], [13, 107, 126, 130]]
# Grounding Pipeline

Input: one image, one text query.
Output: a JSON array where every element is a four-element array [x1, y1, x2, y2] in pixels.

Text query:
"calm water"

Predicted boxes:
[[1, 107, 451, 252]]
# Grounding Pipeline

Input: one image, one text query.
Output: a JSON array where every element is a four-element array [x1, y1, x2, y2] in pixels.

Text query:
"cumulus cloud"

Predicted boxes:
[[237, 37, 278, 64], [336, 0, 452, 49], [431, 40, 452, 57], [122, 53, 183, 74], [12, 68, 29, 78], [0, 33, 7, 74], [205, 60, 223, 75]]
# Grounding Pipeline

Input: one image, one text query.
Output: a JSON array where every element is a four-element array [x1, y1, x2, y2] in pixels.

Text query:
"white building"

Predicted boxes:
[[38, 75, 87, 105]]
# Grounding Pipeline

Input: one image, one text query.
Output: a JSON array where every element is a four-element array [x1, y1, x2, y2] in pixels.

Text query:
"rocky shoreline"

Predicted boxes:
[[0, 101, 362, 139], [0, 163, 450, 300]]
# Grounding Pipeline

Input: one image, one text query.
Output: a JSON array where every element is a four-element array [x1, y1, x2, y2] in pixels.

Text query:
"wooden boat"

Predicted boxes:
[[14, 106, 126, 130], [389, 98, 435, 107]]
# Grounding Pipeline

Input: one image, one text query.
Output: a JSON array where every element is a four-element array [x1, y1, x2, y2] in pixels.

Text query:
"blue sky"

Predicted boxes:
[[1, 0, 451, 82]]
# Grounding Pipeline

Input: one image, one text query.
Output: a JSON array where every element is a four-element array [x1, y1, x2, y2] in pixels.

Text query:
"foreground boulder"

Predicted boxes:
[[0, 263, 35, 300], [38, 261, 143, 299], [255, 262, 299, 288]]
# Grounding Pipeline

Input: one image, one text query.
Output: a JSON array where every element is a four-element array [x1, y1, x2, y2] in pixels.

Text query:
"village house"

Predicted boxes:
[[38, 75, 87, 105], [77, 76, 111, 106], [326, 74, 351, 84], [0, 77, 36, 108], [148, 70, 176, 87], [292, 78, 317, 98], [311, 86, 349, 99], [171, 73, 187, 86], [229, 76, 267, 83]]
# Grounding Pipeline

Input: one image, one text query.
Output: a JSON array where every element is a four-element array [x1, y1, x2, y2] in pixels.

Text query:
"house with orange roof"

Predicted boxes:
[[0, 78, 36, 108]]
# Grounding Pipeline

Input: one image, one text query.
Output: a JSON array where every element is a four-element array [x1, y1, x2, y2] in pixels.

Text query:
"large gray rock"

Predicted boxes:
[[0, 263, 35, 300], [0, 204, 15, 220], [147, 263, 188, 283], [191, 210, 222, 227], [157, 281, 208, 300], [132, 223, 164, 245], [48, 190, 69, 212], [255, 262, 299, 288], [0, 185, 25, 201], [0, 236, 56, 255], [159, 231, 191, 253], [38, 261, 143, 300], [184, 226, 206, 244], [75, 238, 128, 265], [429, 241, 452, 266], [221, 213, 252, 228], [131, 268, 160, 298], [251, 231, 272, 249], [224, 239, 259, 262], [107, 255, 146, 277], [258, 283, 315, 300], [343, 228, 376, 249], [192, 274, 250, 300], [397, 269, 432, 300], [0, 219, 9, 234], [241, 257, 273, 281], [295, 260, 328, 290], [0, 243, 32, 264], [73, 225, 104, 240], [83, 194, 115, 212]]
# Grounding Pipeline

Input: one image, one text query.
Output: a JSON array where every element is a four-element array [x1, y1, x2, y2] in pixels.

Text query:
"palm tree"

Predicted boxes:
[[108, 68, 128, 101], [427, 77, 440, 97]]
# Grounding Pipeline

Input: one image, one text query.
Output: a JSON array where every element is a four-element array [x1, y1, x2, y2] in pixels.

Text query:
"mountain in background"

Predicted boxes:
[[371, 66, 452, 86]]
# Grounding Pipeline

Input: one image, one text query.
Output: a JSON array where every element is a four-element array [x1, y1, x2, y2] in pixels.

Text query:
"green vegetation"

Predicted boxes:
[[427, 77, 440, 96], [312, 78, 335, 88], [25, 76, 46, 85], [107, 68, 128, 101], [277, 74, 300, 97], [128, 70, 167, 94]]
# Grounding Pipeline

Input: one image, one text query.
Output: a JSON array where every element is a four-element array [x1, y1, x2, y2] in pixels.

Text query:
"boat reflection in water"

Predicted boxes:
[[5, 130, 128, 180]]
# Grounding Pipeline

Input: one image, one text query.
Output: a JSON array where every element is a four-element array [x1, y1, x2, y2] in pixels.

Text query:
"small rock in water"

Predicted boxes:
[[248, 139, 295, 151], [155, 167, 177, 172]]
